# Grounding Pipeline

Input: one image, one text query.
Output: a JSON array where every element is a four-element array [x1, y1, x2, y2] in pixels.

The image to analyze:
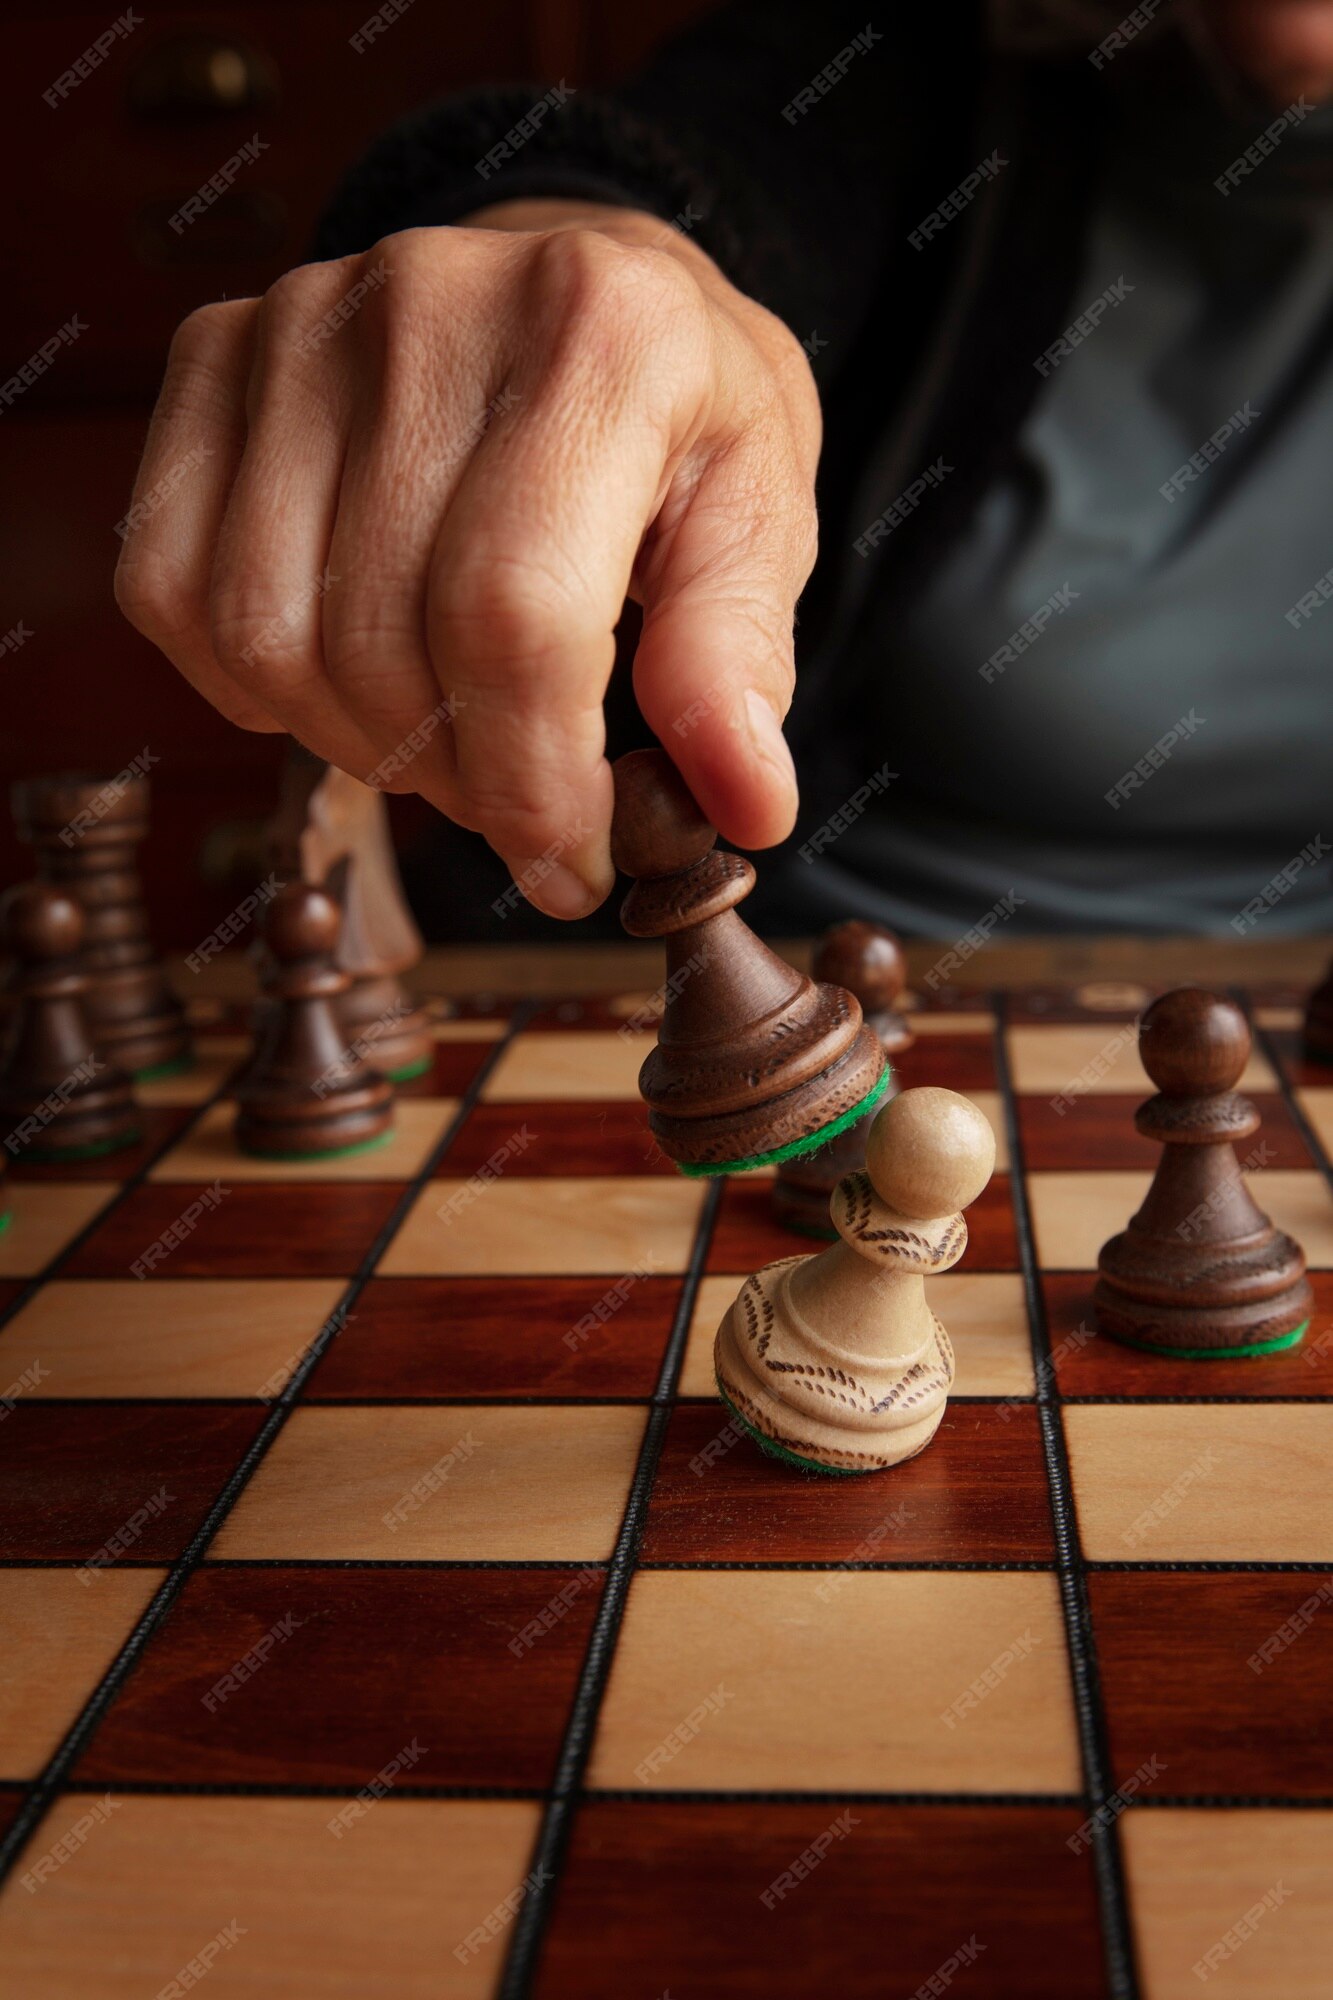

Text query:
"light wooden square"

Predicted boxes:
[[0, 1184, 117, 1279], [904, 1010, 996, 1035], [0, 1795, 539, 1998], [148, 1099, 455, 1183], [482, 1030, 654, 1102], [381, 1175, 704, 1277], [136, 1050, 238, 1107], [589, 1569, 1078, 1793], [1125, 1810, 1333, 2000], [1007, 1024, 1275, 1098], [679, 1271, 1033, 1399], [0, 1569, 164, 1778], [1026, 1170, 1333, 1270], [430, 1018, 507, 1042], [1065, 1405, 1333, 1560], [213, 1403, 646, 1560], [0, 1279, 347, 1399]]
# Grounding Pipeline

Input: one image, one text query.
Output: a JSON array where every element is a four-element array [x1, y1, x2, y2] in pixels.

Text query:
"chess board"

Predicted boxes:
[[2, 976, 1332, 2000]]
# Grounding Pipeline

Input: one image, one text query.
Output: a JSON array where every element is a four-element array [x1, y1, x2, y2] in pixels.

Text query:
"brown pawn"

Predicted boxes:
[[1304, 955, 1333, 1064], [1094, 989, 1312, 1357], [773, 921, 914, 1236], [12, 772, 192, 1078], [234, 883, 394, 1160], [267, 746, 433, 1081], [610, 751, 887, 1174], [0, 883, 140, 1162]]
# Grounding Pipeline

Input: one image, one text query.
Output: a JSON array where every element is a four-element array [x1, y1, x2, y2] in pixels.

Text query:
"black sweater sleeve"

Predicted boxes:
[[312, 2, 917, 373]]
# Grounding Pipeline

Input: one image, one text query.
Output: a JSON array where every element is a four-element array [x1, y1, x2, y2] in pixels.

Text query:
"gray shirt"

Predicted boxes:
[[817, 59, 1333, 936]]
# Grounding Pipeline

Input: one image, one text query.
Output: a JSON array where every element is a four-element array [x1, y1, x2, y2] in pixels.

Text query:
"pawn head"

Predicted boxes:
[[864, 1086, 996, 1220], [610, 749, 716, 879], [1139, 988, 1249, 1096], [0, 880, 84, 960], [814, 920, 905, 1010], [263, 881, 342, 961]]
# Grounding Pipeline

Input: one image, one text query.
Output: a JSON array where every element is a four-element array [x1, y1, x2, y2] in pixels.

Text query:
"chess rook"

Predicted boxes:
[[234, 882, 394, 1160], [610, 750, 887, 1174], [1094, 988, 1312, 1357], [715, 1087, 996, 1473], [12, 771, 192, 1077], [773, 920, 913, 1236], [0, 882, 140, 1162]]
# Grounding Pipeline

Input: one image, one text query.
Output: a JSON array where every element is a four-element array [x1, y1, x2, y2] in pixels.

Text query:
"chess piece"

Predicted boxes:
[[0, 883, 140, 1162], [268, 746, 433, 1081], [234, 882, 394, 1159], [610, 750, 888, 1174], [1094, 989, 1312, 1356], [12, 771, 192, 1078], [1305, 956, 1333, 1064], [773, 921, 913, 1236], [714, 1087, 995, 1472]]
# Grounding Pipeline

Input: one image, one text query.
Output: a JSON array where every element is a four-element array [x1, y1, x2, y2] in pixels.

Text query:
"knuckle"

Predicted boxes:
[[114, 546, 199, 644], [210, 586, 311, 683], [527, 226, 698, 340], [434, 556, 583, 675], [160, 300, 254, 424], [167, 300, 246, 374]]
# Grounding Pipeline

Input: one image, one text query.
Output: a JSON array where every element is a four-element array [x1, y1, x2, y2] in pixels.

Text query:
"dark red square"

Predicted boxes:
[[65, 1185, 405, 1278], [641, 1403, 1054, 1562], [0, 1404, 262, 1560], [7, 1107, 192, 1182], [705, 1178, 1017, 1274], [1092, 1571, 1333, 1796], [78, 1565, 601, 1791], [1018, 1093, 1311, 1172], [438, 1101, 669, 1177], [307, 1275, 681, 1399], [537, 1803, 1107, 1999], [895, 1033, 998, 1091], [1044, 1273, 1333, 1397], [396, 1041, 493, 1097]]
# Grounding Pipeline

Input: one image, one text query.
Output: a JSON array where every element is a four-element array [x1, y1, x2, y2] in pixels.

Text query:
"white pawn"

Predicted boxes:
[[714, 1088, 996, 1474]]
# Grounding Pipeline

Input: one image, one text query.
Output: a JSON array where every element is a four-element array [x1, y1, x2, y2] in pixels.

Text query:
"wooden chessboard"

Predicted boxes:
[[1, 976, 1332, 1999]]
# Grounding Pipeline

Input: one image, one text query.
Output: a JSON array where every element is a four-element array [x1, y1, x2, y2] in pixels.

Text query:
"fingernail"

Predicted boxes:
[[521, 861, 604, 921], [744, 688, 797, 788]]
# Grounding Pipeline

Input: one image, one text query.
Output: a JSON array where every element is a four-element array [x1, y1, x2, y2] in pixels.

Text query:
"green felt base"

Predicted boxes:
[[0, 1207, 11, 1235], [27, 1129, 142, 1163], [384, 1054, 432, 1084], [134, 1052, 196, 1084], [1109, 1318, 1309, 1361], [238, 1128, 394, 1165], [680, 1065, 893, 1179], [716, 1378, 870, 1477]]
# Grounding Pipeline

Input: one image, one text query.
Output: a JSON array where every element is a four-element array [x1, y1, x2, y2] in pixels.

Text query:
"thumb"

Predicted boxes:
[[630, 428, 817, 850]]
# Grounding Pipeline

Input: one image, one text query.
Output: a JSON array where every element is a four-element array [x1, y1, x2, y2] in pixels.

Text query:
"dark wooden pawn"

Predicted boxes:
[[610, 751, 886, 1174], [267, 746, 433, 1082], [12, 772, 192, 1077], [234, 882, 394, 1160], [772, 922, 914, 1236], [1305, 956, 1333, 1064], [1094, 988, 1311, 1356], [0, 883, 140, 1162]]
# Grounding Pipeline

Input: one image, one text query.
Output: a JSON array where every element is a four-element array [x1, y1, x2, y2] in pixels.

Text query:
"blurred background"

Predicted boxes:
[[2, 0, 713, 947]]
